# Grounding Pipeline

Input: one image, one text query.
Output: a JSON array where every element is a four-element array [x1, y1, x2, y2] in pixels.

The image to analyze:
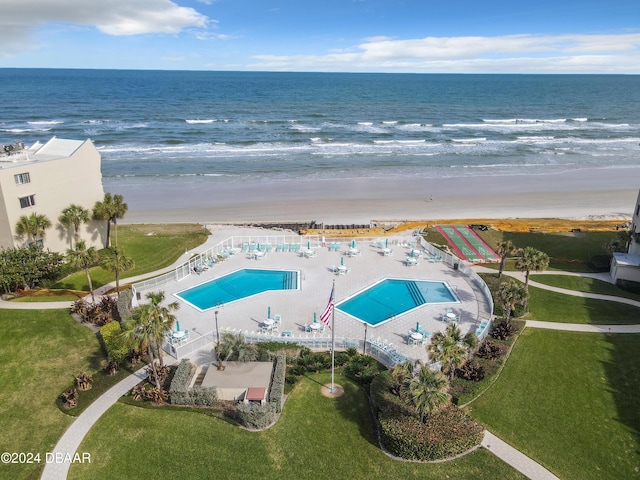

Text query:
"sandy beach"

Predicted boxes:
[[116, 166, 640, 224]]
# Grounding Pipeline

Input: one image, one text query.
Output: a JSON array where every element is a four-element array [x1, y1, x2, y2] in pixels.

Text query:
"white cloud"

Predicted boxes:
[[250, 33, 640, 73], [0, 0, 210, 56]]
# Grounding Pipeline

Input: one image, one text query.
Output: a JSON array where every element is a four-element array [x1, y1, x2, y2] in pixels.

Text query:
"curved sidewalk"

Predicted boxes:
[[40, 367, 148, 480], [473, 266, 640, 308]]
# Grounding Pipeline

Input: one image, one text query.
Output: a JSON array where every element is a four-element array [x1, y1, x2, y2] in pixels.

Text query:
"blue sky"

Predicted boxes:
[[1, 0, 639, 73]]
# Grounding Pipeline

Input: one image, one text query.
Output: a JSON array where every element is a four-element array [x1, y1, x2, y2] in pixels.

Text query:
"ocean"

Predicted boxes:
[[1, 69, 639, 193]]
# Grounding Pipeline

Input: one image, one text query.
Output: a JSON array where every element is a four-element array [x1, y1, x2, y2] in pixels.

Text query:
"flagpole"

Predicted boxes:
[[330, 278, 335, 393]]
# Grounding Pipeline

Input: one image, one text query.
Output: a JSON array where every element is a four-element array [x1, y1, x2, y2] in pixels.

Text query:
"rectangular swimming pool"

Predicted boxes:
[[174, 269, 299, 311], [336, 279, 457, 326]]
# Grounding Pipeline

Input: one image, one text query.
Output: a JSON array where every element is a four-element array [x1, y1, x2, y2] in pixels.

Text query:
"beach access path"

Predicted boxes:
[[27, 234, 640, 480]]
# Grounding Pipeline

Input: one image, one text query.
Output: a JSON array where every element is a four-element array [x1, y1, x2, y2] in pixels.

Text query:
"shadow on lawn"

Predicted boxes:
[[601, 333, 640, 455], [299, 374, 378, 447]]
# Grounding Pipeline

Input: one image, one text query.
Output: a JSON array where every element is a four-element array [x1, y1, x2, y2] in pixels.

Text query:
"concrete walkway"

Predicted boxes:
[[40, 367, 148, 480], [482, 432, 560, 480], [473, 265, 640, 308]]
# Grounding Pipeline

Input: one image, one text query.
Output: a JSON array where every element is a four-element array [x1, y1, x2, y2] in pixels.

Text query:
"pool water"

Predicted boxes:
[[175, 269, 299, 311], [336, 279, 457, 326]]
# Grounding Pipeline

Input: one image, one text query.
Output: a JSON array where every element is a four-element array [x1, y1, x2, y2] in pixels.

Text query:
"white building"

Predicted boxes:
[[0, 137, 106, 253], [610, 189, 640, 284]]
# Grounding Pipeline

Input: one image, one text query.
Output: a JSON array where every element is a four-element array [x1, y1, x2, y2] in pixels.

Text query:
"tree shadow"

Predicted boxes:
[[601, 333, 640, 456]]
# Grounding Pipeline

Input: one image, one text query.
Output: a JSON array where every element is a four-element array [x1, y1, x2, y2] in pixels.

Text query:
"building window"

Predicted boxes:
[[636, 204, 640, 217], [19, 195, 36, 208], [14, 172, 31, 185]]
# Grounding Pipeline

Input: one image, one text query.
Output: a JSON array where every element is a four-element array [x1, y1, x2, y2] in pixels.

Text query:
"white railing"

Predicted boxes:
[[132, 234, 419, 298], [163, 331, 216, 359]]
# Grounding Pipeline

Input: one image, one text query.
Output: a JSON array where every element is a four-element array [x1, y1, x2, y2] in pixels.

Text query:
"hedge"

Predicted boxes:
[[116, 288, 133, 321], [269, 351, 286, 413], [169, 359, 218, 407], [236, 402, 278, 429], [99, 321, 129, 363], [379, 406, 484, 461]]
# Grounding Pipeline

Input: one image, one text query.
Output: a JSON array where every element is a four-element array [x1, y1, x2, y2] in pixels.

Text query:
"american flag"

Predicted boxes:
[[320, 284, 334, 327]]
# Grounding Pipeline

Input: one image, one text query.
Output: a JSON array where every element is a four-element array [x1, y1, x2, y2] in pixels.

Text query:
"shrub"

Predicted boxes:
[[188, 386, 218, 406], [71, 297, 117, 325], [104, 361, 119, 376], [116, 288, 133, 321], [236, 402, 277, 430], [476, 340, 504, 360], [379, 405, 484, 461], [146, 364, 170, 387], [131, 384, 146, 401], [369, 371, 415, 418], [147, 387, 169, 406], [60, 388, 79, 409], [616, 278, 640, 294], [455, 360, 485, 382], [169, 360, 217, 406], [169, 359, 195, 404], [75, 372, 93, 391], [99, 321, 129, 364], [269, 351, 286, 413], [343, 355, 380, 387], [491, 321, 517, 341]]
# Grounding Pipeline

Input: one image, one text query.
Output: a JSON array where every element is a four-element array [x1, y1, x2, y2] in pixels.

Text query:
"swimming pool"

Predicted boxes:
[[174, 269, 299, 311], [336, 279, 457, 326]]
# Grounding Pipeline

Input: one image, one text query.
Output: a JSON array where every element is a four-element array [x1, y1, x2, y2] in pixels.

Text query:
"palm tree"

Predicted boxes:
[[15, 212, 52, 247], [496, 278, 528, 324], [402, 365, 450, 423], [216, 333, 257, 370], [101, 246, 134, 296], [66, 240, 100, 303], [428, 324, 472, 379], [121, 305, 162, 389], [144, 291, 179, 367], [59, 204, 90, 248], [390, 360, 417, 396], [515, 246, 549, 300], [93, 193, 128, 248], [496, 240, 516, 278]]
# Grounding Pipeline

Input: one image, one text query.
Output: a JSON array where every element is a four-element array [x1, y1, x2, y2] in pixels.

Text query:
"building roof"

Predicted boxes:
[[246, 387, 267, 401], [0, 136, 88, 168], [613, 252, 640, 267], [200, 361, 273, 390]]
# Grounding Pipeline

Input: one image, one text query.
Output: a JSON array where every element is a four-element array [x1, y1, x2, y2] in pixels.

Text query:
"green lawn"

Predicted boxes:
[[527, 285, 640, 324], [69, 373, 524, 480], [54, 224, 209, 291], [476, 230, 614, 271], [481, 273, 640, 325], [470, 329, 640, 480], [530, 274, 640, 301], [0, 309, 104, 480], [9, 294, 82, 303]]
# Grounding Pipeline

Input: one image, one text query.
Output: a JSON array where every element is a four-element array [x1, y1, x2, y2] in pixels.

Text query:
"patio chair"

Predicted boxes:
[[274, 314, 281, 324], [282, 331, 292, 337]]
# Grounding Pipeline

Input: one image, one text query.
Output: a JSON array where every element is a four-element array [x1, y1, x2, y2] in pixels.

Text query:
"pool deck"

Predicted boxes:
[[143, 226, 491, 365]]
